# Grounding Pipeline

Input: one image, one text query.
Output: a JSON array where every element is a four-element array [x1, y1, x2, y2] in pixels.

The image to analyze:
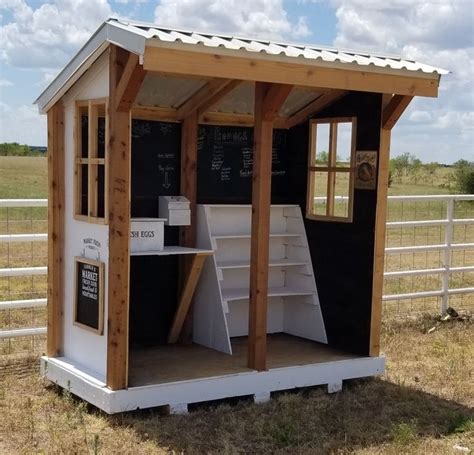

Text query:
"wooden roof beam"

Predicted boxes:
[[262, 83, 293, 122], [143, 47, 439, 97], [285, 90, 347, 129], [176, 78, 234, 120], [382, 95, 413, 130], [115, 53, 147, 112]]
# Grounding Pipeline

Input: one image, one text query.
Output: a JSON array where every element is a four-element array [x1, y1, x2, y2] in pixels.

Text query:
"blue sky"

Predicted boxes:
[[0, 0, 473, 164]]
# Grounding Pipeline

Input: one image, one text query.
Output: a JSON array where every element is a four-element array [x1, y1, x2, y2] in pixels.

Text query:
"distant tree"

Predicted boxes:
[[316, 151, 328, 164], [453, 160, 474, 194], [0, 142, 32, 156]]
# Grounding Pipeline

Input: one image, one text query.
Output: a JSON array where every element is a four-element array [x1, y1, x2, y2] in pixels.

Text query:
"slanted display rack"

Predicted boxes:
[[193, 204, 327, 354]]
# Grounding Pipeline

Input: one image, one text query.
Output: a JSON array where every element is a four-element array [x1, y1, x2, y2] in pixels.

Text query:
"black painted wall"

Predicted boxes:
[[286, 92, 383, 355]]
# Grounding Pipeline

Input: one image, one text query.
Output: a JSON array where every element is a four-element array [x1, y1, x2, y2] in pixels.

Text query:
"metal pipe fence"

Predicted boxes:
[[1, 196, 473, 354]]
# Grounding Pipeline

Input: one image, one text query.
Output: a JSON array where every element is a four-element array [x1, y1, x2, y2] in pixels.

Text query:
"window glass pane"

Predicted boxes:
[[334, 171, 350, 218], [311, 171, 328, 216], [336, 122, 352, 167], [80, 164, 88, 216], [80, 108, 88, 158], [315, 123, 330, 165], [97, 165, 105, 218], [98, 116, 106, 159]]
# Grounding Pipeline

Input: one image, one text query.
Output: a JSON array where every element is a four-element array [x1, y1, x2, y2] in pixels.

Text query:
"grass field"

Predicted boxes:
[[0, 316, 472, 454]]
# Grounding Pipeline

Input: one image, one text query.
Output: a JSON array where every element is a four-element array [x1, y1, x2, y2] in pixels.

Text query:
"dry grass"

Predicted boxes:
[[0, 315, 472, 454]]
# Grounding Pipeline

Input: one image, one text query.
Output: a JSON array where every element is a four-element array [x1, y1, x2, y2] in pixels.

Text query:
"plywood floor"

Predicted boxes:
[[128, 334, 359, 387]]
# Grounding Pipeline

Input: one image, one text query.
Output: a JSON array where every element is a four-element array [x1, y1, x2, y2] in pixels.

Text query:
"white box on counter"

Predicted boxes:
[[159, 196, 191, 226], [130, 218, 165, 253]]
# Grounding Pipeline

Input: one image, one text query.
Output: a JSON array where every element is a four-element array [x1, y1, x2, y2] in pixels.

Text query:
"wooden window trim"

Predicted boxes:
[[306, 117, 357, 223], [74, 98, 109, 224]]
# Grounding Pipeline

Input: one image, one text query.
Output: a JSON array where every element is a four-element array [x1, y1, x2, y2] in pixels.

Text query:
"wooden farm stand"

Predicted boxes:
[[36, 18, 446, 414]]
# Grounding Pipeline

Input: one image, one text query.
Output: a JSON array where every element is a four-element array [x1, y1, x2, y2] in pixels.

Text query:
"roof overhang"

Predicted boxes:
[[35, 18, 448, 114]]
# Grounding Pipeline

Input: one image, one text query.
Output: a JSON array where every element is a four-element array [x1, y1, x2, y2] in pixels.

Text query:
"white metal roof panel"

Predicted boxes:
[[35, 17, 449, 114]]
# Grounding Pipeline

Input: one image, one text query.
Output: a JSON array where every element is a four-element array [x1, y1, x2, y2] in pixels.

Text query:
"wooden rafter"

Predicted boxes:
[[144, 47, 439, 97], [107, 45, 131, 391], [197, 79, 243, 118], [248, 82, 292, 371], [47, 102, 65, 357], [262, 84, 293, 122], [176, 78, 233, 120], [382, 94, 413, 130], [115, 53, 146, 112], [285, 90, 347, 129]]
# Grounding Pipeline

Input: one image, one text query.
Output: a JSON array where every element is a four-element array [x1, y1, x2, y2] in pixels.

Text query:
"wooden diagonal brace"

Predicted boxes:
[[382, 95, 413, 130], [114, 53, 147, 112]]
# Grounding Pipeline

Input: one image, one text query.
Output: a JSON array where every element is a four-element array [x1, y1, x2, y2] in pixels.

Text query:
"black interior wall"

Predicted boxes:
[[286, 92, 383, 355]]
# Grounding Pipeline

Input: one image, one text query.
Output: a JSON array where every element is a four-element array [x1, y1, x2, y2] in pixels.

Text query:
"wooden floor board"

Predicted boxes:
[[129, 333, 358, 386]]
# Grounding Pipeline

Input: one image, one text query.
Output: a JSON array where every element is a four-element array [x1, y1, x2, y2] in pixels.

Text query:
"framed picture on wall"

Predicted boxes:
[[355, 151, 378, 190], [73, 257, 104, 335]]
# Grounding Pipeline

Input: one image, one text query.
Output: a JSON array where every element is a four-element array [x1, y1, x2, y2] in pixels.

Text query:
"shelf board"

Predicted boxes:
[[213, 233, 302, 240], [217, 259, 308, 269], [130, 246, 213, 256], [222, 286, 315, 302]]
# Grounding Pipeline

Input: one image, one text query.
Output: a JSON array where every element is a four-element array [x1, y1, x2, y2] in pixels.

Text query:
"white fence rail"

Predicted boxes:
[[1, 196, 473, 344]]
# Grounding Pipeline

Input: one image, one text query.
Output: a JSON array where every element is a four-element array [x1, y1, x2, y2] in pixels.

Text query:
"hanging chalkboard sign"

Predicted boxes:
[[74, 257, 104, 334], [197, 125, 289, 204]]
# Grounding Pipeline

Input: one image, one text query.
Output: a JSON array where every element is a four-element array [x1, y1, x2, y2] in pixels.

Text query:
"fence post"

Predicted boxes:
[[441, 198, 454, 313]]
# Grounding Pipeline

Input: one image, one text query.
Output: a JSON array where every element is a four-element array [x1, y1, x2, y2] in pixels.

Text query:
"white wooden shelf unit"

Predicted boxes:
[[193, 204, 327, 355]]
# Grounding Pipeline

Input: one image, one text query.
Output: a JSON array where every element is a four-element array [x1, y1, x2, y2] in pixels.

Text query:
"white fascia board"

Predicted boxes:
[[145, 39, 442, 83], [34, 21, 147, 114]]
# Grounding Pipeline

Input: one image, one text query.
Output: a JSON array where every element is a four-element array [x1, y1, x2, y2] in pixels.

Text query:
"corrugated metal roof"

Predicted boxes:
[[35, 17, 448, 113], [114, 18, 448, 76]]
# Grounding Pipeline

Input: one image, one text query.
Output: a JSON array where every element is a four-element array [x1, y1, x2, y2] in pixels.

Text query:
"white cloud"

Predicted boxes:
[[332, 0, 474, 163], [0, 78, 13, 87], [0, 103, 46, 145], [154, 0, 309, 40], [0, 0, 113, 69]]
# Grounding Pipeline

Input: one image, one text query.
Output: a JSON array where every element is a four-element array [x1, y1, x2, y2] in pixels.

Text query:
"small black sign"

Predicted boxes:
[[74, 257, 104, 334]]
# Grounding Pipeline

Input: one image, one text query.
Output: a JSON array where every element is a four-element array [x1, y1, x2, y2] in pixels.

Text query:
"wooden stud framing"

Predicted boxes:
[[285, 90, 347, 129], [248, 82, 291, 371], [382, 95, 413, 130], [106, 45, 132, 390], [47, 102, 65, 357], [144, 46, 439, 97]]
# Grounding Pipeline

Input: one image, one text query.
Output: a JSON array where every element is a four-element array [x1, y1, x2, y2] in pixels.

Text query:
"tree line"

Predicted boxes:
[[0, 142, 46, 156]]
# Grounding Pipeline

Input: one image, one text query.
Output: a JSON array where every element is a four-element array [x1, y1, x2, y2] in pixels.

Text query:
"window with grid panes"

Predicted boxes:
[[74, 100, 108, 223], [306, 118, 356, 222]]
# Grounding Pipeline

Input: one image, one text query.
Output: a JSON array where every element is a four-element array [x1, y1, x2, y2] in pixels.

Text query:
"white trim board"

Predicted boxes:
[[41, 355, 385, 414]]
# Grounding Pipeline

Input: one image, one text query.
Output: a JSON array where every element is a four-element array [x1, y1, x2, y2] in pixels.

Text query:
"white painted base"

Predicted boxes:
[[327, 380, 343, 393], [254, 391, 271, 404], [41, 355, 385, 414]]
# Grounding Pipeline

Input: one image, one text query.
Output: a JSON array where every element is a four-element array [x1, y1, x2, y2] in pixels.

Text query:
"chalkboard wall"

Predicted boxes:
[[197, 126, 290, 204]]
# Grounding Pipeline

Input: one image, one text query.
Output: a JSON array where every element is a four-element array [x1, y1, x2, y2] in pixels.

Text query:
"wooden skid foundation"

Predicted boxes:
[[41, 354, 384, 414]]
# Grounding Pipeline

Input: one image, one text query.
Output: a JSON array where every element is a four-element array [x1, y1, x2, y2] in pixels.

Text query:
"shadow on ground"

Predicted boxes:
[[106, 378, 473, 453]]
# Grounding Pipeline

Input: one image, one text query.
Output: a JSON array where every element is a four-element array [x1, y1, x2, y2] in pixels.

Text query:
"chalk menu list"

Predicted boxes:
[[197, 125, 289, 203], [75, 258, 103, 333]]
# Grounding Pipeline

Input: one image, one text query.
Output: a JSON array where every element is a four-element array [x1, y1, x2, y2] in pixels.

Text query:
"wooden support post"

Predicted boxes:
[[369, 96, 392, 357], [47, 102, 65, 357], [106, 45, 132, 390], [178, 110, 199, 343], [248, 82, 291, 371]]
